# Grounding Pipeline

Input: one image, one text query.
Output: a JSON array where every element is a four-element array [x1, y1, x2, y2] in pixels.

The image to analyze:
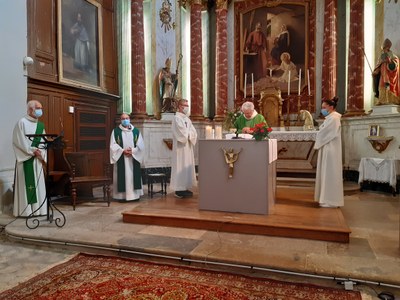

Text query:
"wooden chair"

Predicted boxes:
[[258, 87, 284, 128], [64, 152, 111, 210]]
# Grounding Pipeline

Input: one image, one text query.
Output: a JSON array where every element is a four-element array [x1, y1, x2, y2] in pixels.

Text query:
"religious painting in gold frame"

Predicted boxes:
[[57, 0, 104, 90], [238, 2, 309, 97]]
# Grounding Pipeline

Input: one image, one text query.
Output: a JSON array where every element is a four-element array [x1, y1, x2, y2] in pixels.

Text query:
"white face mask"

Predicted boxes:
[[182, 106, 189, 115]]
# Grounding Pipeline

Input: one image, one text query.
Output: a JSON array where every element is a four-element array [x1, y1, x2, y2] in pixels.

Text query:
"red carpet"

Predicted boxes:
[[0, 253, 361, 300]]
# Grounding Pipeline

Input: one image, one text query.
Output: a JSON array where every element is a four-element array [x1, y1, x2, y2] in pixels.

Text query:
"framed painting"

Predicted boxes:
[[368, 124, 380, 137], [57, 0, 103, 89], [238, 2, 309, 96]]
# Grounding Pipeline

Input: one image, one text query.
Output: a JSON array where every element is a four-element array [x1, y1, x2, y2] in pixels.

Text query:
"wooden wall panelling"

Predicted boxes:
[[62, 98, 75, 153], [102, 2, 118, 94], [74, 103, 111, 176], [27, 0, 57, 81]]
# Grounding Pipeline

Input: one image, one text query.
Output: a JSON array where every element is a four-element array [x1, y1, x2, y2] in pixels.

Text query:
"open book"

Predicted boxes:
[[225, 133, 253, 140]]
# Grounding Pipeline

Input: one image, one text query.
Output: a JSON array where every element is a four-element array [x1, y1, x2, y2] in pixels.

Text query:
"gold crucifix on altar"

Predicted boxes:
[[222, 148, 242, 179]]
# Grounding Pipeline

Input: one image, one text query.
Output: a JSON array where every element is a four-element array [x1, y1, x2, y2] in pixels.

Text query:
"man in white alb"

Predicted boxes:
[[170, 99, 197, 198], [110, 113, 145, 201], [12, 100, 47, 217]]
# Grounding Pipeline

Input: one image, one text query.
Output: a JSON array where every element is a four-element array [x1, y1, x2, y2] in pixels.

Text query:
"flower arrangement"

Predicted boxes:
[[222, 108, 242, 132], [250, 122, 273, 141]]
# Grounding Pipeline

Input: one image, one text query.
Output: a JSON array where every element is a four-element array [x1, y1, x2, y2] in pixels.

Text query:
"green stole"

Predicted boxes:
[[23, 122, 44, 204], [114, 126, 142, 192]]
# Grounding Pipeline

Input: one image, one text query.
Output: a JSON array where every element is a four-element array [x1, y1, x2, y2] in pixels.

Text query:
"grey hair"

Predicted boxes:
[[177, 98, 189, 106], [241, 101, 254, 112], [27, 100, 39, 113]]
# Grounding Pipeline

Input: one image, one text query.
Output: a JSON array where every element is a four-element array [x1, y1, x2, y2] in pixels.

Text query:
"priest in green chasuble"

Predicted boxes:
[[110, 113, 145, 201], [234, 101, 267, 134], [12, 100, 47, 217]]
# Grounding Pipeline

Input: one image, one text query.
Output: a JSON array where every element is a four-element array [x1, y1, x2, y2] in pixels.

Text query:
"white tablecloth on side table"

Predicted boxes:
[[358, 158, 400, 189]]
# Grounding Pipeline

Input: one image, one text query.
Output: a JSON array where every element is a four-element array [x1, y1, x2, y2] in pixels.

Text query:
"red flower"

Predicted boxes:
[[249, 122, 272, 140]]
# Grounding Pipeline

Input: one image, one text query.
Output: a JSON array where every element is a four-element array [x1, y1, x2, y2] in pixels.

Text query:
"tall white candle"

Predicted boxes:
[[205, 125, 213, 139], [244, 73, 247, 98], [288, 70, 291, 95], [307, 69, 311, 95], [298, 69, 302, 96], [234, 75, 237, 99], [215, 125, 222, 139], [251, 73, 254, 98]]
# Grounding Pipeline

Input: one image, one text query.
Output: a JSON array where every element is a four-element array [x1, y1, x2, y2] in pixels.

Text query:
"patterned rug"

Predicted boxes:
[[0, 253, 361, 300]]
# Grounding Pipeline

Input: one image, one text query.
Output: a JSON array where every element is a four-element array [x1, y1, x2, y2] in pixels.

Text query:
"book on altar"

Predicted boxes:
[[225, 133, 253, 139]]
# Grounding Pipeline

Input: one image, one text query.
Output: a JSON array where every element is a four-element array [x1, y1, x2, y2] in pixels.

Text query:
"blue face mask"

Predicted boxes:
[[121, 119, 130, 127], [321, 108, 329, 117], [34, 109, 43, 118]]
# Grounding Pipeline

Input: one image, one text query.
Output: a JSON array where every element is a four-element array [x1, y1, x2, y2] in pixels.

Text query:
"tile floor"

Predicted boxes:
[[0, 182, 399, 299]]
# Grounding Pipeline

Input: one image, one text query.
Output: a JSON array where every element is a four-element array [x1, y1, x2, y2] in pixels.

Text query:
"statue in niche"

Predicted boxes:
[[158, 55, 182, 113], [372, 38, 400, 105]]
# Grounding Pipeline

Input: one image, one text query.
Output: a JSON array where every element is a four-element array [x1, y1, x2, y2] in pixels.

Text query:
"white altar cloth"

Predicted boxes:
[[269, 130, 317, 141], [358, 158, 400, 188]]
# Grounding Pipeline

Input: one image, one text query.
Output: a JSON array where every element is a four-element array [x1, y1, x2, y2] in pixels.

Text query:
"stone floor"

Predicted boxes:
[[0, 182, 399, 299]]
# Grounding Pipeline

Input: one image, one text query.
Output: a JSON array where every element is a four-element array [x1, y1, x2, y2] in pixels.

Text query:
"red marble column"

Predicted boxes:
[[322, 0, 337, 100], [130, 0, 147, 118], [214, 0, 228, 121], [190, 0, 204, 120], [345, 0, 365, 116]]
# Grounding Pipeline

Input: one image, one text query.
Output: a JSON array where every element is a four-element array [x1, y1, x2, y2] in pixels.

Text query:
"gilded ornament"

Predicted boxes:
[[160, 0, 174, 33], [222, 148, 241, 179]]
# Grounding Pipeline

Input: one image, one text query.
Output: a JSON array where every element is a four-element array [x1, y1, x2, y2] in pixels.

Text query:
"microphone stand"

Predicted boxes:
[[25, 134, 66, 229]]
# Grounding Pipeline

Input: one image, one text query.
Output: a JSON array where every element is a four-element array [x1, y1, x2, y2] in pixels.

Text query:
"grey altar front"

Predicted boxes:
[[198, 139, 277, 215]]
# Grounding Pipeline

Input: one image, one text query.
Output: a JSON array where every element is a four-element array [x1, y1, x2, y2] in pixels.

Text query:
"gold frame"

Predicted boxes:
[[368, 124, 380, 137], [238, 2, 309, 96], [57, 0, 104, 90]]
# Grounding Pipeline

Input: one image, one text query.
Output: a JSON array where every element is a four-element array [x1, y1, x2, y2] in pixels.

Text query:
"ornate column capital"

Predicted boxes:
[[216, 0, 228, 10]]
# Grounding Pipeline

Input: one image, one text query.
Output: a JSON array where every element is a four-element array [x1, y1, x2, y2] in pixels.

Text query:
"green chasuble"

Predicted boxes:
[[114, 127, 142, 192], [23, 121, 44, 204], [234, 114, 267, 133]]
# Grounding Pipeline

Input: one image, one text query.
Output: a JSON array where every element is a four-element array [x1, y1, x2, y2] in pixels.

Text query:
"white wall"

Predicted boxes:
[[384, 2, 400, 56], [0, 0, 28, 214]]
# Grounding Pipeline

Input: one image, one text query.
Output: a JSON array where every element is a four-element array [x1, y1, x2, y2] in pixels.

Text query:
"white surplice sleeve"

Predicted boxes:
[[13, 118, 47, 163], [314, 113, 341, 150], [172, 114, 190, 144], [132, 131, 145, 164], [188, 122, 197, 146], [110, 129, 123, 164]]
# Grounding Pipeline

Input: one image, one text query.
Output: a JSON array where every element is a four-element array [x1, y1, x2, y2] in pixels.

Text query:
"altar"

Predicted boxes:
[[225, 130, 318, 174], [198, 139, 277, 215], [269, 130, 317, 173]]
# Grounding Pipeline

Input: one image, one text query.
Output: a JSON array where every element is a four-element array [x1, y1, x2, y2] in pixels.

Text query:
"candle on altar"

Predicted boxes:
[[234, 75, 237, 99], [244, 73, 247, 98], [205, 125, 213, 139], [251, 73, 254, 98], [307, 69, 311, 95], [215, 125, 222, 139], [298, 69, 302, 96], [288, 70, 291, 95]]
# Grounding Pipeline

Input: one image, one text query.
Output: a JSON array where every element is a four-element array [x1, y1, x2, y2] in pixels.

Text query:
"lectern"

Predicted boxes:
[[198, 139, 277, 215], [25, 134, 66, 229]]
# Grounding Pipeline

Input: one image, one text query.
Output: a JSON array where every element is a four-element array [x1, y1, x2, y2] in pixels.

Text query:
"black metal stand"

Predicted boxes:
[[25, 134, 66, 229]]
